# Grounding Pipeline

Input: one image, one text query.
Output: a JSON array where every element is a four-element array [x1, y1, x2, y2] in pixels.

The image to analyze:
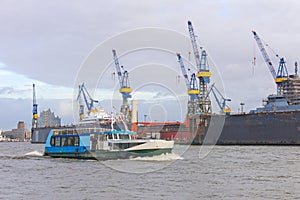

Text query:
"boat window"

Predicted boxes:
[[74, 136, 79, 146], [99, 134, 105, 141], [67, 137, 74, 146], [119, 134, 129, 140], [61, 137, 67, 146], [50, 137, 55, 146], [108, 134, 113, 139], [55, 137, 61, 146]]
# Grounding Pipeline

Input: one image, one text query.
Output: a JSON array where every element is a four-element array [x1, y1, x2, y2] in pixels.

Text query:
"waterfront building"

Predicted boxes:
[[38, 108, 61, 127]]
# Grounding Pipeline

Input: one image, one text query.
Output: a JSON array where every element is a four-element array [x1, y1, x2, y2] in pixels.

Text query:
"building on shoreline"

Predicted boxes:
[[38, 108, 61, 127], [4, 121, 31, 141]]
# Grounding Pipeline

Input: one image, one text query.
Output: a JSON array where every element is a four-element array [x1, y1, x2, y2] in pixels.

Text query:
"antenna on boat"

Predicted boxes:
[[111, 106, 117, 131]]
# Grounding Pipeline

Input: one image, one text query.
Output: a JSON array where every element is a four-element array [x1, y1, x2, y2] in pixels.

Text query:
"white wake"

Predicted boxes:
[[25, 151, 44, 157], [130, 153, 183, 161]]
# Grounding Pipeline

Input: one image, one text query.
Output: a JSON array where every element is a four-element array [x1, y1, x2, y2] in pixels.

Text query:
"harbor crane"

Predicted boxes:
[[207, 83, 231, 114], [76, 82, 99, 120], [188, 21, 212, 114], [252, 30, 289, 95], [177, 53, 200, 116], [112, 49, 132, 122], [32, 83, 38, 129], [186, 20, 212, 143]]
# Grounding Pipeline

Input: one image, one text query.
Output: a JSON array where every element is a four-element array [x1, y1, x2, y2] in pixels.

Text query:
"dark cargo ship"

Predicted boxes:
[[180, 73, 300, 145], [139, 73, 300, 145]]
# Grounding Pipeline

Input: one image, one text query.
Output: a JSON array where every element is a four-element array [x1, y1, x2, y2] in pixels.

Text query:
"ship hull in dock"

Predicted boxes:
[[157, 111, 300, 145], [216, 111, 300, 145], [188, 111, 300, 145], [31, 127, 53, 144]]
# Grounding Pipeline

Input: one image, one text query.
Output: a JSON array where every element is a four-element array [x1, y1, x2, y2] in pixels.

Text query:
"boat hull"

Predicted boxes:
[[44, 148, 173, 160]]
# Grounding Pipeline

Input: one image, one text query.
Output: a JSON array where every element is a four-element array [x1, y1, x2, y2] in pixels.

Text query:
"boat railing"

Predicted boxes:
[[52, 128, 136, 136], [52, 127, 112, 136]]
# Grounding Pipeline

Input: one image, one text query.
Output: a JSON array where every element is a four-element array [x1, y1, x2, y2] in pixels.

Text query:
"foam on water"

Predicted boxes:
[[24, 151, 44, 157], [130, 152, 183, 161]]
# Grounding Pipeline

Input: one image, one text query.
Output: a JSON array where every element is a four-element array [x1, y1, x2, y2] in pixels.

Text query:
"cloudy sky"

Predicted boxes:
[[0, 0, 300, 130]]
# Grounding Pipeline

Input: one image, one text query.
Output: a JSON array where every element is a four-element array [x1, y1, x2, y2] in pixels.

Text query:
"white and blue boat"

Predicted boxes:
[[44, 127, 174, 160]]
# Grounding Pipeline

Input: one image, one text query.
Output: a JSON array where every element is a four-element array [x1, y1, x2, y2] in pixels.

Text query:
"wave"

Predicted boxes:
[[24, 151, 44, 157], [130, 152, 183, 161]]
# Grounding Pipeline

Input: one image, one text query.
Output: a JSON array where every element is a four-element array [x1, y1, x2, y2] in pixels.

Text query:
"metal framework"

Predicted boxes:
[[112, 49, 132, 122], [32, 83, 38, 129], [76, 82, 99, 120], [177, 53, 200, 116], [187, 21, 212, 115], [252, 30, 289, 95]]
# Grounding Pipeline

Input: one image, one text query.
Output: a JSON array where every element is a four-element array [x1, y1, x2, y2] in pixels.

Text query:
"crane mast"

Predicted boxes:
[[188, 21, 201, 69], [252, 31, 277, 79], [187, 21, 212, 115], [177, 53, 200, 117], [177, 53, 199, 98], [186, 21, 212, 144], [112, 49, 132, 122], [252, 30, 288, 95], [32, 83, 38, 129]]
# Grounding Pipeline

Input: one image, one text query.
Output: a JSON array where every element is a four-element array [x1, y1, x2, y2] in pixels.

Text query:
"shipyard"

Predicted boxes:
[[1, 1, 300, 199], [27, 21, 300, 146]]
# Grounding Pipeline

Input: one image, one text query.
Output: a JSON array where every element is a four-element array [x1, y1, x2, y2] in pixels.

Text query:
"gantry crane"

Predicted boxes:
[[112, 49, 132, 122], [252, 30, 289, 95], [207, 83, 231, 115], [76, 82, 99, 120], [177, 53, 200, 116], [188, 21, 212, 114], [32, 83, 38, 129]]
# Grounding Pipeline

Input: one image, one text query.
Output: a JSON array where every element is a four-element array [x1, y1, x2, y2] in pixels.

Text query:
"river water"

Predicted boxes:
[[0, 142, 299, 200]]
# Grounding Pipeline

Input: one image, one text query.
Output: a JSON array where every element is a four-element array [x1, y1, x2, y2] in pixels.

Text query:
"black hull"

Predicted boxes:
[[194, 111, 300, 145], [31, 127, 53, 143]]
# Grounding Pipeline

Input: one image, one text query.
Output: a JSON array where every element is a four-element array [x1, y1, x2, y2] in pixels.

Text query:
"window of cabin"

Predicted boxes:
[[74, 136, 79, 146], [119, 134, 129, 140], [68, 137, 75, 146], [55, 137, 61, 146], [61, 137, 67, 146], [50, 137, 55, 146]]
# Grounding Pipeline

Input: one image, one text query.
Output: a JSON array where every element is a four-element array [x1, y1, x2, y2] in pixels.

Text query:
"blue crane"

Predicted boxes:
[[32, 83, 38, 128], [76, 82, 99, 119], [188, 21, 212, 83], [207, 83, 231, 114], [252, 30, 288, 94], [187, 21, 212, 114], [112, 49, 132, 121], [177, 53, 199, 100]]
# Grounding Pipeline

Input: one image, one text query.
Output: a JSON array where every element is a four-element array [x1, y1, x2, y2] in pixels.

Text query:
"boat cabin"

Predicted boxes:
[[45, 128, 142, 154]]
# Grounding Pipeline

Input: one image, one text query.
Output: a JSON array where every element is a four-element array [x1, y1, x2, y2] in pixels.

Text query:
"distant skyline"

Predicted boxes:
[[1, 0, 300, 130]]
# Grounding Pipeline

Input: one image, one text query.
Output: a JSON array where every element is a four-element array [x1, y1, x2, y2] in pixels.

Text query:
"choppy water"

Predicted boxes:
[[0, 142, 300, 200]]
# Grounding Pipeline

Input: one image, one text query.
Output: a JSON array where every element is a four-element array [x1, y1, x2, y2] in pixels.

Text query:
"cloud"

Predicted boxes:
[[0, 86, 14, 94], [1, 0, 300, 129]]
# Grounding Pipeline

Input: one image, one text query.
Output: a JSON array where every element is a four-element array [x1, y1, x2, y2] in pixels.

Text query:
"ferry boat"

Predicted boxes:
[[44, 127, 174, 160]]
